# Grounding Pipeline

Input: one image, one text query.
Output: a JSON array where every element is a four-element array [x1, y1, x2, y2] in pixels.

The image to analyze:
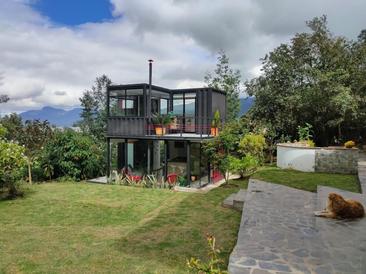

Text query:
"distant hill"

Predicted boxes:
[[20, 107, 82, 127], [19, 98, 254, 127]]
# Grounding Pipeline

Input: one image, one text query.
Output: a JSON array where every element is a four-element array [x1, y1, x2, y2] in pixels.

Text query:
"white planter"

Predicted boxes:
[[277, 144, 316, 172]]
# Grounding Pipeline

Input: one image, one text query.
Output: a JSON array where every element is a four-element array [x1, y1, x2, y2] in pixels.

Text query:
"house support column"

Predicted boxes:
[[124, 139, 128, 172], [147, 141, 151, 174], [153, 141, 160, 171], [107, 138, 111, 181], [187, 141, 191, 186], [164, 140, 168, 180], [208, 162, 211, 184]]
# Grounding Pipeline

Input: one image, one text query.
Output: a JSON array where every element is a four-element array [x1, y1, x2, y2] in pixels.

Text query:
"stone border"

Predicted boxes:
[[174, 174, 241, 193], [277, 143, 359, 150]]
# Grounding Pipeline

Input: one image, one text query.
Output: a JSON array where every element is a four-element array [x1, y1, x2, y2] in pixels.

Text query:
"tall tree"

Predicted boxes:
[[19, 120, 53, 184], [0, 94, 9, 104], [205, 50, 242, 121], [0, 113, 23, 141], [78, 75, 112, 141], [246, 16, 359, 146]]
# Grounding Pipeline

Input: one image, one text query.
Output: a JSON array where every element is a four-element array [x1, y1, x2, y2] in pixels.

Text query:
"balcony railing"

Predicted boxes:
[[107, 116, 224, 138]]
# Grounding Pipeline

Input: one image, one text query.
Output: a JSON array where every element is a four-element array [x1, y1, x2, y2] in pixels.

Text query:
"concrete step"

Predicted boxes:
[[222, 193, 237, 209], [222, 189, 247, 211], [232, 189, 246, 211]]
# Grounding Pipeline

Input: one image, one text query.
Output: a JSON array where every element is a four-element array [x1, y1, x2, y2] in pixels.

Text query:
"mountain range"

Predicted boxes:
[[20, 106, 82, 127], [19, 97, 254, 127]]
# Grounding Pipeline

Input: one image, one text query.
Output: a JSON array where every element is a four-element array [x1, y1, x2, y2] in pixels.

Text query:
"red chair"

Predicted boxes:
[[211, 170, 223, 183], [129, 175, 142, 182], [167, 173, 178, 185]]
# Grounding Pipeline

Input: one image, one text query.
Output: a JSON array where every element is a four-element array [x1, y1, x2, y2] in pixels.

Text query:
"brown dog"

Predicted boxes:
[[314, 193, 365, 219]]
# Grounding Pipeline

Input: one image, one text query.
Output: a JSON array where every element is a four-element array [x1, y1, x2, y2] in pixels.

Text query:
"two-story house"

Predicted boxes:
[[106, 79, 226, 187]]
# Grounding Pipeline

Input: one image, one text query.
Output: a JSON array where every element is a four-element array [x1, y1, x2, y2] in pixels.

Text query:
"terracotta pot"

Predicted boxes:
[[155, 127, 166, 136], [211, 127, 218, 136]]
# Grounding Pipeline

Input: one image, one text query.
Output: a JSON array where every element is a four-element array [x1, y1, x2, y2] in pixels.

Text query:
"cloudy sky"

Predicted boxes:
[[0, 0, 365, 114]]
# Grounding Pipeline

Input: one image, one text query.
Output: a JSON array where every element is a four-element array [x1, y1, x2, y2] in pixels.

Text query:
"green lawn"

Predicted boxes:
[[0, 168, 359, 273], [0, 180, 247, 274], [252, 167, 360, 193]]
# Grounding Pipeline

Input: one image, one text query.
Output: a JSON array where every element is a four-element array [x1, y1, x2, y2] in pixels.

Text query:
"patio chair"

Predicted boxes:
[[167, 173, 178, 185]]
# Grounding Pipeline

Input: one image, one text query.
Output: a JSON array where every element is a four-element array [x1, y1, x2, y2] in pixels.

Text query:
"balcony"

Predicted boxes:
[[107, 116, 220, 140], [106, 83, 226, 140]]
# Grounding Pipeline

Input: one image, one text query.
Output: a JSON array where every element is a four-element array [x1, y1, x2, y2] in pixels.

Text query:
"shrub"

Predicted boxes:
[[228, 155, 259, 178], [41, 130, 104, 181], [0, 135, 27, 198], [297, 123, 313, 141], [187, 235, 228, 274], [238, 133, 266, 161], [344, 140, 356, 148]]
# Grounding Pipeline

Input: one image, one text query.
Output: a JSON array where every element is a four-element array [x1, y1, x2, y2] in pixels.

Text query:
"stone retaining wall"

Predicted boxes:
[[315, 148, 360, 174], [277, 144, 364, 174]]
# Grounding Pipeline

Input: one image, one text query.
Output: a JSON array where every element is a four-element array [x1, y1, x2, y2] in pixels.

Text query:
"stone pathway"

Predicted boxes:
[[228, 179, 366, 274]]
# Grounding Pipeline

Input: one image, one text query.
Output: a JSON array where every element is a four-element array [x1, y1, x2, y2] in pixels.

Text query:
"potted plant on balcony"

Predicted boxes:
[[211, 110, 221, 136], [152, 112, 175, 136]]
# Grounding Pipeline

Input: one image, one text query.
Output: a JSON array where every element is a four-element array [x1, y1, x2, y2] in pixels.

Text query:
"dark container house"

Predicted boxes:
[[106, 82, 226, 187]]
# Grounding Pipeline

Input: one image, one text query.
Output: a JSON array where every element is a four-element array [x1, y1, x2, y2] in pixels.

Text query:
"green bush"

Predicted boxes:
[[0, 129, 27, 198], [41, 130, 104, 181], [187, 235, 228, 274], [228, 155, 259, 178], [297, 123, 313, 141], [238, 133, 266, 161]]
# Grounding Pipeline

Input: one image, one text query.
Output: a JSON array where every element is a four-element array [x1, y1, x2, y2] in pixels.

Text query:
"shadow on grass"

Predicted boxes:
[[0, 185, 36, 201], [113, 180, 248, 272]]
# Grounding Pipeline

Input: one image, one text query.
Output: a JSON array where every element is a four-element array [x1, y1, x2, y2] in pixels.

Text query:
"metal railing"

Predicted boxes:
[[107, 116, 224, 138]]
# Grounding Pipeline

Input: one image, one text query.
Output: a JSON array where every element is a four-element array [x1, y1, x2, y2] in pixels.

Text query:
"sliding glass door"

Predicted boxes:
[[172, 93, 196, 133]]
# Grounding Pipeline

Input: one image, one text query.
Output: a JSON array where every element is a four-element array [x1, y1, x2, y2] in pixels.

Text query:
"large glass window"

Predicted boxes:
[[173, 94, 184, 116], [109, 89, 143, 116], [160, 99, 168, 114]]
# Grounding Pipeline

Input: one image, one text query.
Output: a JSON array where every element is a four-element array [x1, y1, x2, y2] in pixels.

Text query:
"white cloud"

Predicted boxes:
[[0, 0, 365, 113]]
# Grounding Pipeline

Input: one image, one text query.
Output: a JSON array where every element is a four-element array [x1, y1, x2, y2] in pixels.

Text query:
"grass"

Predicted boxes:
[[0, 180, 247, 274], [0, 168, 359, 273], [252, 166, 360, 193]]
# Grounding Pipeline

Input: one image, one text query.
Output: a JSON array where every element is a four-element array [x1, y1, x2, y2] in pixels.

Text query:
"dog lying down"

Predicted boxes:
[[314, 192, 365, 219]]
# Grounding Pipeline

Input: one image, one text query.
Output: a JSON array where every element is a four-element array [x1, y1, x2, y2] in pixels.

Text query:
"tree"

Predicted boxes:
[[0, 94, 9, 104], [41, 129, 104, 180], [238, 133, 266, 163], [19, 120, 53, 184], [0, 124, 26, 198], [228, 155, 259, 179], [78, 75, 112, 141], [347, 29, 366, 143], [246, 16, 359, 146], [205, 50, 242, 121], [0, 113, 23, 141], [203, 126, 237, 184]]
